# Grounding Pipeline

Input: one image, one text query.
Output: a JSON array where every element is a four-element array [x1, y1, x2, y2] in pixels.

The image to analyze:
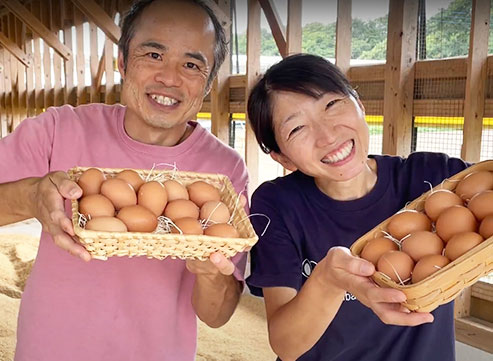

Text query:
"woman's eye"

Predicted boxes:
[[288, 125, 303, 139], [148, 52, 162, 60]]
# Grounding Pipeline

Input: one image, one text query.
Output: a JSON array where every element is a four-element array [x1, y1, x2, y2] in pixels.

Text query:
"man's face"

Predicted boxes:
[[119, 0, 216, 130]]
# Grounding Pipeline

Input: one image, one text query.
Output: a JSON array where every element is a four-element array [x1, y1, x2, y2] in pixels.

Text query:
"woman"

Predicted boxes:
[[246, 54, 467, 361]]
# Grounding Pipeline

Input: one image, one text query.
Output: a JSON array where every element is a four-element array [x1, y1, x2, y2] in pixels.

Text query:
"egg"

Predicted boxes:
[[204, 223, 239, 238], [435, 205, 477, 242], [117, 205, 158, 232], [85, 216, 128, 232], [401, 231, 444, 262], [444, 231, 483, 261], [411, 254, 450, 283], [455, 171, 493, 201], [77, 168, 106, 196], [116, 169, 145, 192], [386, 210, 432, 240], [360, 237, 399, 266], [163, 199, 200, 221], [187, 181, 221, 207], [138, 181, 168, 216], [200, 201, 231, 224], [479, 214, 493, 239], [78, 194, 115, 218], [100, 178, 137, 210], [424, 189, 463, 221], [467, 190, 493, 221], [170, 217, 204, 235], [163, 180, 189, 201], [377, 250, 414, 284]]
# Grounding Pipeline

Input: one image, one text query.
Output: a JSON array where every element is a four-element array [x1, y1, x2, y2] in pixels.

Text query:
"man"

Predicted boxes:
[[0, 1, 248, 360]]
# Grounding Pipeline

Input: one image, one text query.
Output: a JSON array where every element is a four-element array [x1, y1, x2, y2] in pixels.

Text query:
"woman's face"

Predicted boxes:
[[270, 90, 370, 183]]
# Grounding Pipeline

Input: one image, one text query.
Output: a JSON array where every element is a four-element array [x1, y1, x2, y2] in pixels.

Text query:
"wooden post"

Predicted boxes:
[[285, 0, 301, 56], [382, 0, 418, 156], [461, 0, 490, 162], [335, 0, 351, 75]]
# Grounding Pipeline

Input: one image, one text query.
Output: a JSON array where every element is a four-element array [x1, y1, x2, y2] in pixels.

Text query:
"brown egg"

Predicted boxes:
[[467, 190, 493, 221], [78, 194, 115, 218], [116, 169, 145, 192], [163, 180, 189, 201], [444, 231, 483, 261], [85, 216, 128, 232], [386, 210, 432, 240], [435, 205, 478, 242], [117, 205, 157, 232], [401, 231, 444, 262], [360, 237, 399, 266], [377, 250, 414, 284], [138, 181, 168, 216], [100, 178, 137, 210], [200, 201, 231, 224], [204, 223, 239, 238], [170, 217, 204, 235], [455, 171, 493, 201], [411, 254, 450, 284], [77, 168, 106, 196], [479, 214, 493, 239], [187, 181, 221, 207], [163, 199, 200, 221], [424, 189, 463, 221]]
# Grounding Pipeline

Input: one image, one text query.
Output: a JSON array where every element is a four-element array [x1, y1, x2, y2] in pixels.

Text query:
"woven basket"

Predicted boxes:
[[350, 160, 493, 312], [68, 166, 258, 261]]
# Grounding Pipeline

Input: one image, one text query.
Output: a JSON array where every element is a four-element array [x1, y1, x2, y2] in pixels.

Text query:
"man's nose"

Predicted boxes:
[[155, 61, 182, 87]]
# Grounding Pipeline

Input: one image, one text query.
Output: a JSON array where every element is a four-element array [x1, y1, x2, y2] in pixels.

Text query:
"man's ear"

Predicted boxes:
[[270, 152, 298, 172], [117, 52, 125, 80]]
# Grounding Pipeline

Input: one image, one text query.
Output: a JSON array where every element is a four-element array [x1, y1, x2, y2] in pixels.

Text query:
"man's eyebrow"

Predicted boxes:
[[137, 41, 168, 51], [185, 52, 207, 65]]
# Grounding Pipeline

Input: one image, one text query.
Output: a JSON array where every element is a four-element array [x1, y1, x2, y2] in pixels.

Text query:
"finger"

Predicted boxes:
[[60, 216, 75, 237], [50, 172, 82, 199], [377, 306, 434, 326], [52, 229, 91, 261], [366, 286, 407, 304], [330, 247, 374, 276], [239, 194, 247, 208], [210, 252, 235, 275]]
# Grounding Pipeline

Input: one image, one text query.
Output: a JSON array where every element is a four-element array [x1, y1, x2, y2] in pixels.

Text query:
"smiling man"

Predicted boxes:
[[0, 1, 249, 360]]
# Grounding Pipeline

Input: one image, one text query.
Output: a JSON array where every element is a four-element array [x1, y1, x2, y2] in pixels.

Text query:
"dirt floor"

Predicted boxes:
[[0, 220, 276, 361]]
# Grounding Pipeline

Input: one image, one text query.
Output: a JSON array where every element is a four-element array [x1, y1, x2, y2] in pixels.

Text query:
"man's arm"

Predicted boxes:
[[0, 177, 39, 225]]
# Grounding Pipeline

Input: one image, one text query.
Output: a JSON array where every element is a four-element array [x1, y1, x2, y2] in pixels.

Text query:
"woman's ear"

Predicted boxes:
[[270, 152, 298, 172]]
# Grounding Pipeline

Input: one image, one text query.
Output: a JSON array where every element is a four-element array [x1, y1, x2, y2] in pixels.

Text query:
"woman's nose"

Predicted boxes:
[[314, 121, 337, 148], [155, 62, 182, 87]]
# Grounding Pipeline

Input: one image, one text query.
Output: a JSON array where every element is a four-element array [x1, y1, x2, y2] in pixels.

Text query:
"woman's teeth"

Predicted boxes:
[[151, 94, 178, 106], [321, 141, 354, 164]]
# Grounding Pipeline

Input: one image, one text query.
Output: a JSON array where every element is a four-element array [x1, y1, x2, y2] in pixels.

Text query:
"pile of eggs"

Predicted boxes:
[[360, 170, 493, 284], [76, 168, 240, 238]]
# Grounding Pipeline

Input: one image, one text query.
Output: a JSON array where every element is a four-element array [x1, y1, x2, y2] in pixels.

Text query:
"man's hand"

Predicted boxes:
[[33, 171, 91, 261], [186, 251, 235, 276]]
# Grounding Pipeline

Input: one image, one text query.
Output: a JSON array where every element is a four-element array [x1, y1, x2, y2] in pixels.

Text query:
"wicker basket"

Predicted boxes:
[[68, 166, 258, 261], [350, 160, 493, 312]]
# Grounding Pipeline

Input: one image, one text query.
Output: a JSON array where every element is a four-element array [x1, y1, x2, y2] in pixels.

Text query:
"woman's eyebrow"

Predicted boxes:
[[280, 112, 301, 130]]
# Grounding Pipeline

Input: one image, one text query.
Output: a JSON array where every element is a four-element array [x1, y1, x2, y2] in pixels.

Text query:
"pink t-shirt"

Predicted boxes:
[[0, 103, 249, 361]]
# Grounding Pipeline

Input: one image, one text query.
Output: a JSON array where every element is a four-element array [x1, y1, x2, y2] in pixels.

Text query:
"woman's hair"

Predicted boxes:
[[247, 53, 358, 154]]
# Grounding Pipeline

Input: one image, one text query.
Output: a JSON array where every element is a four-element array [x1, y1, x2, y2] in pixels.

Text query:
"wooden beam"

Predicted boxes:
[[258, 0, 286, 57], [285, 0, 301, 56], [455, 316, 493, 354], [461, 0, 490, 162], [382, 0, 418, 156], [1, 0, 72, 59], [70, 0, 120, 44], [335, 0, 351, 75], [0, 30, 30, 66], [203, 0, 231, 29]]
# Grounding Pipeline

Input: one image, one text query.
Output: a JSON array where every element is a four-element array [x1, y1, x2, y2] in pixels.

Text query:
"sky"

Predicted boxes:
[[233, 0, 455, 33]]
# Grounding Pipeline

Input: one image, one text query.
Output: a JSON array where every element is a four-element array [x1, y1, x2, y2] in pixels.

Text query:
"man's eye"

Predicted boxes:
[[288, 125, 303, 139], [326, 99, 337, 109], [185, 62, 199, 70], [148, 52, 161, 60]]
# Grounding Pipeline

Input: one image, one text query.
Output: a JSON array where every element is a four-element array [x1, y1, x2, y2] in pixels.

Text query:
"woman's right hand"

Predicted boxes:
[[316, 246, 434, 326], [32, 171, 91, 261]]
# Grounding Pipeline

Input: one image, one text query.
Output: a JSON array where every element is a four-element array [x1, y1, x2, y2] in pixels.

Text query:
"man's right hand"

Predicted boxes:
[[32, 171, 91, 261]]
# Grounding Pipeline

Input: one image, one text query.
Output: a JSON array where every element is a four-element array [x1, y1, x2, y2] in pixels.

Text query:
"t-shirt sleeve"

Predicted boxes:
[[246, 181, 303, 297], [0, 109, 56, 182]]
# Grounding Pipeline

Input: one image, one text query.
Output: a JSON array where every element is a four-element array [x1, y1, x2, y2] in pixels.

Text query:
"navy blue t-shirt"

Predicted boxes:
[[246, 152, 469, 361]]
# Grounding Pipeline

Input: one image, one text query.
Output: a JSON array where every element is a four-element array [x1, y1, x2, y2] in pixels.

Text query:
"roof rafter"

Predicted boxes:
[[70, 0, 120, 44], [258, 0, 287, 57], [0, 30, 31, 66]]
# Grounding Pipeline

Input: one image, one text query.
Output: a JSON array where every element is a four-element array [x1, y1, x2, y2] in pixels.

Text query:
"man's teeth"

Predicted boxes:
[[151, 94, 178, 106], [321, 141, 353, 164]]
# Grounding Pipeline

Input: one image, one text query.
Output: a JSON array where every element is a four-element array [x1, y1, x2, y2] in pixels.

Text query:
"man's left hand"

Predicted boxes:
[[186, 251, 235, 276]]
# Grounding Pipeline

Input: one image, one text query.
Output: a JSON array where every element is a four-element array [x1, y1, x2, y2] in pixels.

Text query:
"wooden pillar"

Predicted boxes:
[[210, 0, 231, 144], [245, 0, 261, 192], [285, 0, 301, 55], [335, 0, 351, 75], [461, 0, 490, 162], [382, 0, 418, 156]]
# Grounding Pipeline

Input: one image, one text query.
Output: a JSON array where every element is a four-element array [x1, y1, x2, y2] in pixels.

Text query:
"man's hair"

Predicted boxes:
[[247, 53, 358, 154], [118, 0, 228, 89]]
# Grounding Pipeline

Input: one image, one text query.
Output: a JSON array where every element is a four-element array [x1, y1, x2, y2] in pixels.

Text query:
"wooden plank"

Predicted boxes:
[[70, 0, 120, 44], [203, 0, 231, 29], [0, 48, 7, 137], [382, 0, 418, 156], [455, 287, 472, 318], [210, 0, 230, 144], [25, 2, 34, 116], [103, 0, 116, 104], [285, 0, 301, 56], [258, 0, 286, 57], [41, 0, 53, 108], [63, 0, 76, 105], [8, 13, 20, 132], [229, 74, 246, 89], [15, 14, 26, 127], [415, 57, 467, 79], [31, 0, 43, 112], [471, 296, 493, 323], [335, 0, 351, 75], [51, 0, 63, 106], [2, 15, 13, 132], [455, 316, 493, 354], [472, 281, 493, 302], [0, 31, 31, 66], [88, 20, 99, 102], [2, 0, 72, 59], [461, 0, 490, 162], [73, 5, 86, 105], [348, 64, 385, 82], [245, 0, 261, 192]]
